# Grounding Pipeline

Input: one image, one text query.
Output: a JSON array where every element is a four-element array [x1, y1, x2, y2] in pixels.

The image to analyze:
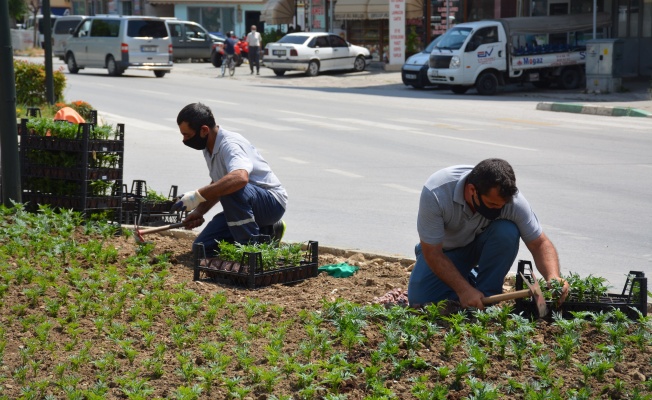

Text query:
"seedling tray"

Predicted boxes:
[[121, 180, 185, 226], [193, 241, 319, 289], [514, 260, 647, 320]]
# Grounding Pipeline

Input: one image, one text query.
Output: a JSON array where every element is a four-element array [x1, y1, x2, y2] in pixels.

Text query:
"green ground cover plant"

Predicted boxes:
[[0, 204, 650, 399]]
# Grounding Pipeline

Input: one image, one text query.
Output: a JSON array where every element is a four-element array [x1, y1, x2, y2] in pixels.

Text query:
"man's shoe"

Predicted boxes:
[[272, 220, 286, 243]]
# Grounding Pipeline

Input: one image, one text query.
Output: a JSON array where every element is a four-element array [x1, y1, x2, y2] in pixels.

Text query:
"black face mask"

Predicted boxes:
[[473, 192, 502, 220], [183, 132, 208, 150]]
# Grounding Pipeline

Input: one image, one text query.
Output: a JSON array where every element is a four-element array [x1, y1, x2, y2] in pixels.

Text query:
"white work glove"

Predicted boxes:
[[171, 190, 206, 212]]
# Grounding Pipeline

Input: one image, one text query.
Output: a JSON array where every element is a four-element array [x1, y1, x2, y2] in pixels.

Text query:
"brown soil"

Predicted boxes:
[[2, 230, 650, 399]]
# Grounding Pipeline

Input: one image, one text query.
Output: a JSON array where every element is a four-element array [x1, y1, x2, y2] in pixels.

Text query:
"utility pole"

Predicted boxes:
[[0, 0, 22, 205], [42, 0, 54, 104]]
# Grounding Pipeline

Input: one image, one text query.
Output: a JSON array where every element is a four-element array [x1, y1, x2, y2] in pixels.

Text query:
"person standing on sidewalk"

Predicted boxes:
[[407, 158, 569, 308], [246, 25, 263, 75], [172, 103, 287, 256]]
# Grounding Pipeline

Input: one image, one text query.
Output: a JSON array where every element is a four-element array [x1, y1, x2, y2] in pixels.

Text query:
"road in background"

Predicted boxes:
[[54, 59, 652, 291]]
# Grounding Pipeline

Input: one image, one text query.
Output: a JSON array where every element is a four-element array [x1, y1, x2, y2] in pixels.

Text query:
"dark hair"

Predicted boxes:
[[466, 158, 518, 200], [177, 103, 216, 135]]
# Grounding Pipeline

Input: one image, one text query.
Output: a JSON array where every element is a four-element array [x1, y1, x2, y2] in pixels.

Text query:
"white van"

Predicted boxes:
[[52, 15, 85, 60], [65, 15, 173, 77], [24, 14, 58, 48]]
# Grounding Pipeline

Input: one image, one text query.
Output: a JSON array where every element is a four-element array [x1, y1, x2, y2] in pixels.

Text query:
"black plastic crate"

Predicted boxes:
[[514, 260, 647, 320], [193, 241, 319, 289], [121, 180, 186, 226]]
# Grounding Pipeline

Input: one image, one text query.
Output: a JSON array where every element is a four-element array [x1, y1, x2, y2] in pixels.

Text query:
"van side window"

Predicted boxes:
[[54, 20, 82, 34], [90, 19, 119, 37], [128, 20, 168, 38], [77, 20, 92, 37]]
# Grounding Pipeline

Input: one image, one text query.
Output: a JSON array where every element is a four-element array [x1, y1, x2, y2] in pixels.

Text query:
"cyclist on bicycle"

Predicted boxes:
[[223, 31, 238, 65]]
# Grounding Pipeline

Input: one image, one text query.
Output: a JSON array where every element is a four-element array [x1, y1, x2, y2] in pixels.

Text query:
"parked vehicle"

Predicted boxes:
[[166, 20, 218, 62], [52, 15, 85, 60], [427, 13, 611, 95], [263, 32, 371, 77], [24, 14, 58, 48], [401, 35, 442, 89], [210, 37, 247, 68], [64, 16, 173, 78]]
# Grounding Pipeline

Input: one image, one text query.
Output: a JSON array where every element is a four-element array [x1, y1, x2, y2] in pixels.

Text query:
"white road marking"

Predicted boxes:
[[205, 99, 240, 106], [325, 169, 363, 178], [333, 118, 419, 131], [406, 130, 538, 151], [281, 157, 309, 164], [279, 118, 360, 131], [139, 90, 170, 96], [383, 183, 421, 194], [274, 110, 328, 119], [99, 112, 175, 132], [221, 118, 301, 131]]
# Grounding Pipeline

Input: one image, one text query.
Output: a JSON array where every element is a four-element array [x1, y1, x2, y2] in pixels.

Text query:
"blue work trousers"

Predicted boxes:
[[194, 183, 285, 256], [407, 220, 520, 306]]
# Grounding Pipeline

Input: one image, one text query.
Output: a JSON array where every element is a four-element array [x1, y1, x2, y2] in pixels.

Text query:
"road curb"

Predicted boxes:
[[536, 102, 652, 118]]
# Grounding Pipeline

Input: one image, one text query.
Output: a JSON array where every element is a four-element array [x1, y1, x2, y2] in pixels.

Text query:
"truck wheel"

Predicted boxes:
[[273, 69, 286, 76], [476, 72, 499, 95], [559, 67, 581, 90], [154, 71, 167, 78], [451, 86, 469, 94]]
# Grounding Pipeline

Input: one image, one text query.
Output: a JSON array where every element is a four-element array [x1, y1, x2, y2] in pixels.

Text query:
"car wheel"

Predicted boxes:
[[559, 67, 581, 90], [107, 56, 123, 77], [66, 53, 79, 74], [211, 51, 222, 68], [273, 69, 286, 76], [476, 71, 499, 95], [353, 56, 366, 72], [306, 60, 319, 77], [154, 71, 167, 78], [451, 86, 470, 94]]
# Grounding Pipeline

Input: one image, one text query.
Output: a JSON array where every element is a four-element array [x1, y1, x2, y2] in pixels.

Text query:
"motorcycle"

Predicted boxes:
[[211, 37, 249, 68]]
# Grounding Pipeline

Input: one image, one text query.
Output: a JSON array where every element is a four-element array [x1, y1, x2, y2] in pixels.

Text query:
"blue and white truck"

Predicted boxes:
[[427, 13, 611, 95]]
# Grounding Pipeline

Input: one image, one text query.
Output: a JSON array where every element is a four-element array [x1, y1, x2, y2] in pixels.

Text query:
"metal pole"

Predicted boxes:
[[42, 0, 54, 104], [592, 0, 597, 39], [0, 0, 22, 205]]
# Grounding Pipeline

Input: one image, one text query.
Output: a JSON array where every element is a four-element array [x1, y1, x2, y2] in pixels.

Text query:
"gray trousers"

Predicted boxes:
[[248, 46, 260, 72]]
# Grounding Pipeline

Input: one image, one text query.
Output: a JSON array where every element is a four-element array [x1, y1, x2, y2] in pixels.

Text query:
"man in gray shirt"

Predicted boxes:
[[173, 103, 287, 255], [408, 158, 568, 308]]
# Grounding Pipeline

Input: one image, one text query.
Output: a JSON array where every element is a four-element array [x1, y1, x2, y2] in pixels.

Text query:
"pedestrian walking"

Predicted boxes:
[[246, 25, 263, 75]]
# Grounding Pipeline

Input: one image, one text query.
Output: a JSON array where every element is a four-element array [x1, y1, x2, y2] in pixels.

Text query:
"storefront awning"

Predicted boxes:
[[334, 0, 424, 21], [333, 0, 368, 20], [260, 0, 295, 25]]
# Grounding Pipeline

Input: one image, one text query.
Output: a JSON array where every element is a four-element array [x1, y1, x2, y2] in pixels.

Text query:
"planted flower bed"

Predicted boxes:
[[515, 260, 648, 320], [193, 239, 319, 289], [19, 115, 124, 221]]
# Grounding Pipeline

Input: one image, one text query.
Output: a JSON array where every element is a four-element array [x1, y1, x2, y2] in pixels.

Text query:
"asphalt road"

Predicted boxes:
[[49, 57, 652, 291]]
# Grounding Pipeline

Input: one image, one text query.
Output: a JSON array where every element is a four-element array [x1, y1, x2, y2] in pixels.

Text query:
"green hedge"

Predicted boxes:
[[13, 59, 66, 106]]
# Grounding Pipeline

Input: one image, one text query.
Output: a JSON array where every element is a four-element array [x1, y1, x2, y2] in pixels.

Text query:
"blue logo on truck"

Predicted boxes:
[[478, 47, 494, 58]]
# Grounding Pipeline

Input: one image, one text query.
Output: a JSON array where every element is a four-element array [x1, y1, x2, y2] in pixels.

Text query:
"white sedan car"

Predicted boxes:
[[263, 32, 371, 77]]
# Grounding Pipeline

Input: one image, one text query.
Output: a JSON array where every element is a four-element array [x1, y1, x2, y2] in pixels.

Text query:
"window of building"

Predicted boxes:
[[188, 7, 235, 35], [644, 0, 651, 36]]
